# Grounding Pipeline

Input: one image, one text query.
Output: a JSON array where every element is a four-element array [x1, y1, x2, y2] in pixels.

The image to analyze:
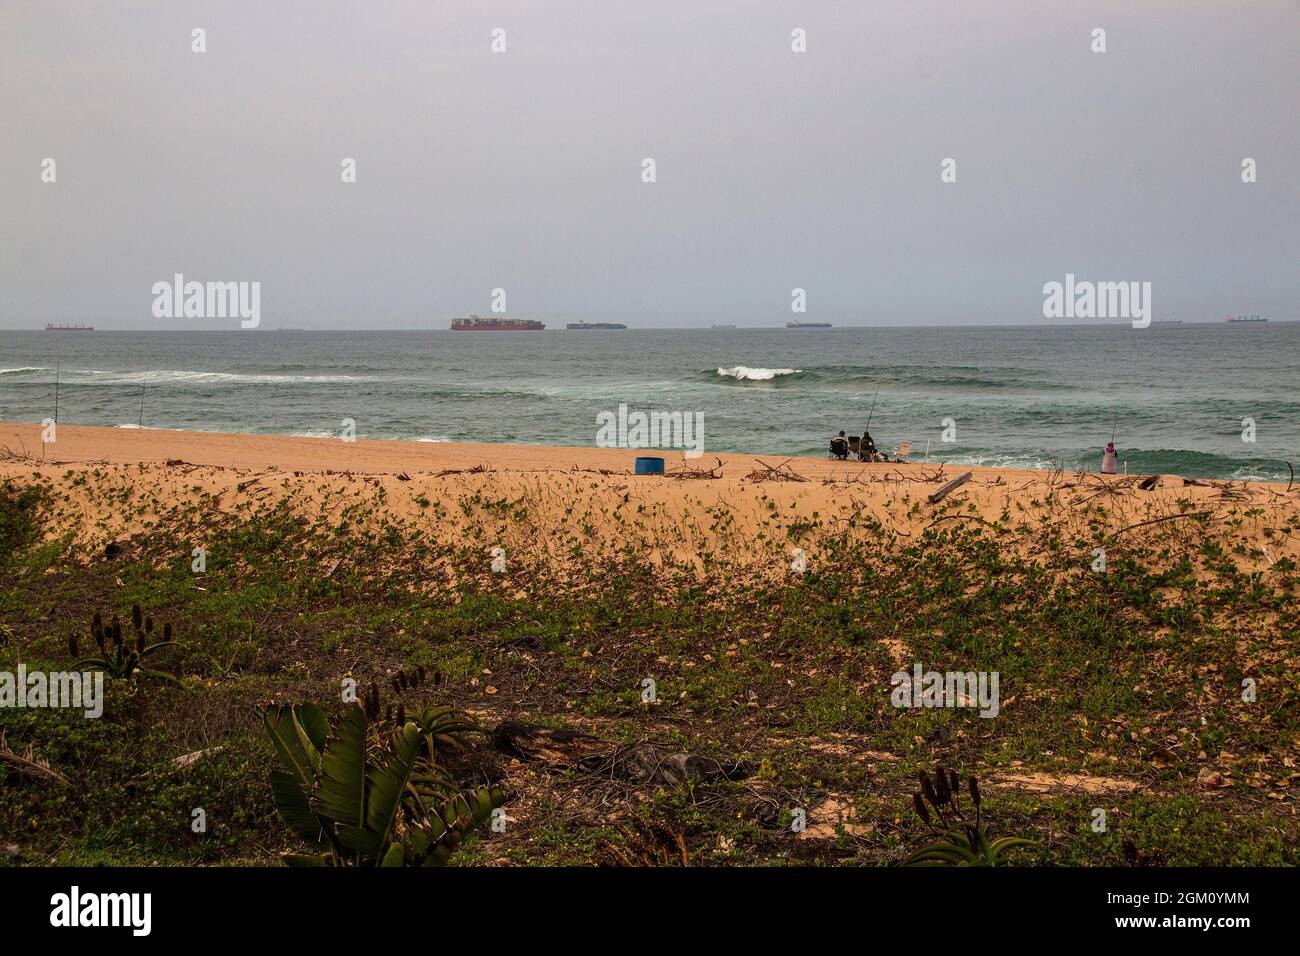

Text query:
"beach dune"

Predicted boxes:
[[2, 423, 1293, 576]]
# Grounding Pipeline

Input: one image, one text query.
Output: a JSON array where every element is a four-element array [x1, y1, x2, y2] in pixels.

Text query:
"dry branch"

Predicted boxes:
[[745, 459, 808, 483]]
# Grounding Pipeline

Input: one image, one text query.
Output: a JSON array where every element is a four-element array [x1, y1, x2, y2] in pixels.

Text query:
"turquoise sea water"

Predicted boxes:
[[1, 324, 1296, 480]]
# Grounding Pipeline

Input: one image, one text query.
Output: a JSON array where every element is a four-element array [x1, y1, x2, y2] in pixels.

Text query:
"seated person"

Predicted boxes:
[[858, 429, 880, 462], [829, 430, 849, 460]]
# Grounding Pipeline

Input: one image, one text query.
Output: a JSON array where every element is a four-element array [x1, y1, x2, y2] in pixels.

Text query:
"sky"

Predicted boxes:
[[1, 0, 1297, 329]]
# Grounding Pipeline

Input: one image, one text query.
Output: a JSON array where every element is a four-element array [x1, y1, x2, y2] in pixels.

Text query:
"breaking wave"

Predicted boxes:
[[714, 366, 803, 382]]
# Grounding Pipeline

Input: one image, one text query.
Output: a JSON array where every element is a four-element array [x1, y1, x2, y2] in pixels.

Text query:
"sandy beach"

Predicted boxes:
[[2, 422, 1295, 574], [3, 421, 1298, 869]]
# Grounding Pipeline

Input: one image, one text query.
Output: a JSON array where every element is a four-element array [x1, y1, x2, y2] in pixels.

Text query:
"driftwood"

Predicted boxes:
[[125, 746, 226, 792], [745, 458, 808, 483], [666, 457, 724, 480], [927, 471, 972, 504]]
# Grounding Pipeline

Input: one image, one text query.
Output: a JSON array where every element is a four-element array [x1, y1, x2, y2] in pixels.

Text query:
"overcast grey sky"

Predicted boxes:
[[1, 0, 1296, 329]]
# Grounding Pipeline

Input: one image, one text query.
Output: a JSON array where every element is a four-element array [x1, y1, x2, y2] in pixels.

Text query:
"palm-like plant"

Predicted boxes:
[[902, 765, 1035, 867], [71, 605, 179, 683], [260, 697, 504, 867]]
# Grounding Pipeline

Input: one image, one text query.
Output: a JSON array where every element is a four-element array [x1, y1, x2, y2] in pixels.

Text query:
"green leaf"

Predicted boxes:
[[353, 723, 423, 863], [988, 836, 1037, 864], [269, 768, 325, 846], [261, 705, 321, 786], [314, 704, 369, 845]]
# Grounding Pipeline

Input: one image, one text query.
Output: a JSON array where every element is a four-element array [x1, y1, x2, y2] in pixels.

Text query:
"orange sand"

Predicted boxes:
[[2, 423, 1296, 575]]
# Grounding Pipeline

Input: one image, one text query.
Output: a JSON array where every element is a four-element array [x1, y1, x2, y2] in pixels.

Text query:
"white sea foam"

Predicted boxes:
[[715, 366, 801, 381], [0, 367, 48, 374], [79, 369, 366, 385]]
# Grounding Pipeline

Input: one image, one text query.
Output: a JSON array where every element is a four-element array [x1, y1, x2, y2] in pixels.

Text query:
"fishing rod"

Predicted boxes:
[[865, 384, 881, 430]]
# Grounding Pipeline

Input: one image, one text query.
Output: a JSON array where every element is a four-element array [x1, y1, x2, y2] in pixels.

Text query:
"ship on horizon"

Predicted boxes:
[[1225, 314, 1267, 323], [786, 320, 832, 328], [566, 321, 627, 330], [45, 323, 93, 331], [451, 314, 545, 331]]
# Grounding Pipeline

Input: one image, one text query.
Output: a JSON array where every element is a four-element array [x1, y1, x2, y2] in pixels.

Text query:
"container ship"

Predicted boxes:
[[451, 314, 544, 331], [1225, 314, 1267, 323], [566, 321, 626, 330], [45, 323, 93, 331], [786, 320, 832, 328]]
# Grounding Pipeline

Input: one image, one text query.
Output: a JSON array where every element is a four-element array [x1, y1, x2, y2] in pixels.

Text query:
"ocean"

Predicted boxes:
[[1, 324, 1296, 480]]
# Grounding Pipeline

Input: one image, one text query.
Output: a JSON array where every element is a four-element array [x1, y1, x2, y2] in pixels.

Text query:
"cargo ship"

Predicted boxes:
[[786, 320, 832, 328], [1225, 314, 1267, 323], [451, 314, 544, 331], [711, 324, 736, 329], [45, 323, 93, 331], [566, 321, 626, 330]]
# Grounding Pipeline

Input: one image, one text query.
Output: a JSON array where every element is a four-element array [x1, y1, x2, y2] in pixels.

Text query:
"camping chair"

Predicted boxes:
[[847, 436, 861, 457], [829, 436, 849, 460], [890, 440, 913, 463], [855, 436, 880, 463]]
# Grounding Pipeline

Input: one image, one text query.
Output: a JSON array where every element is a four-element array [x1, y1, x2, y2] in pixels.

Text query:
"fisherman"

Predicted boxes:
[[859, 429, 880, 462], [830, 430, 849, 460], [1101, 441, 1118, 474]]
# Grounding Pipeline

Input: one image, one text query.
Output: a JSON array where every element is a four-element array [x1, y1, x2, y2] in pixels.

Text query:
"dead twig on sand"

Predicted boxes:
[[745, 458, 808, 483], [666, 457, 724, 480], [435, 463, 494, 478], [1106, 511, 1209, 541], [0, 441, 35, 463]]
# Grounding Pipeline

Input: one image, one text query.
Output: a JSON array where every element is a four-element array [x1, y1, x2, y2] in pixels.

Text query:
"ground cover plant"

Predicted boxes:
[[1, 467, 1296, 867]]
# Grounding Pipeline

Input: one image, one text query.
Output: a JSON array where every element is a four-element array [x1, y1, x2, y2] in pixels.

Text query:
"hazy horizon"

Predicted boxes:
[[3, 1, 1297, 330]]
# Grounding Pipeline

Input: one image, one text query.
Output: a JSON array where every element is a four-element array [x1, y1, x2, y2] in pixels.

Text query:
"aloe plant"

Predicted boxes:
[[902, 765, 1035, 867], [71, 605, 179, 683], [260, 698, 504, 867]]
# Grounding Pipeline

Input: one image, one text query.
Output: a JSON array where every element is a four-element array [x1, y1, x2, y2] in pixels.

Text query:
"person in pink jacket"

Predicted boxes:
[[1101, 441, 1118, 474]]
